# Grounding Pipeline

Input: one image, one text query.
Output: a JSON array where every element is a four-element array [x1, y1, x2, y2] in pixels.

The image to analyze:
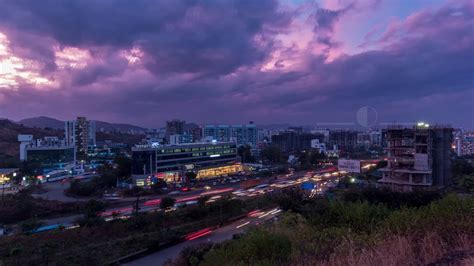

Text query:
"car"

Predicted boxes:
[[204, 185, 211, 190], [181, 187, 191, 192], [169, 190, 180, 195], [164, 207, 177, 213]]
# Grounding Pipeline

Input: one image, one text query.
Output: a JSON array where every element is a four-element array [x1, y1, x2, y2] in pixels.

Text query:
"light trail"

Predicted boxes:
[[236, 221, 250, 229]]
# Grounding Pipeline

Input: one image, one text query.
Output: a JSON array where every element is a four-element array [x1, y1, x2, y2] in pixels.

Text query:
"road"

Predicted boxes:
[[32, 181, 91, 202], [35, 167, 341, 227], [125, 208, 282, 266], [124, 168, 342, 266]]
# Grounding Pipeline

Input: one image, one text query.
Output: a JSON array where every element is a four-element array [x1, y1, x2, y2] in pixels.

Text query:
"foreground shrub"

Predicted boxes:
[[202, 229, 291, 265]]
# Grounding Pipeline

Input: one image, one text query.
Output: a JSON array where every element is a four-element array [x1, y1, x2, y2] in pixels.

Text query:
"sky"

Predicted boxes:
[[0, 0, 473, 129]]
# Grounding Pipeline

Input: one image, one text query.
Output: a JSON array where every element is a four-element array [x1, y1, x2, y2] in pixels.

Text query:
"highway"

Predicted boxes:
[[125, 208, 283, 266], [32, 167, 341, 228], [122, 168, 343, 266]]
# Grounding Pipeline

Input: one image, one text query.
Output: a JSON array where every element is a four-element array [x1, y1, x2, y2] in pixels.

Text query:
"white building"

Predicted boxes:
[[311, 139, 327, 153], [65, 117, 96, 155]]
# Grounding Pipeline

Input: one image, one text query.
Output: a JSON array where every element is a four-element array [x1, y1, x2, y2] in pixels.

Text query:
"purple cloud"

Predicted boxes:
[[0, 0, 472, 129]]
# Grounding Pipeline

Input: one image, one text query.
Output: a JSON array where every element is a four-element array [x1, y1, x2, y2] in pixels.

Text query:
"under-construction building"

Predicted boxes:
[[378, 123, 453, 192]]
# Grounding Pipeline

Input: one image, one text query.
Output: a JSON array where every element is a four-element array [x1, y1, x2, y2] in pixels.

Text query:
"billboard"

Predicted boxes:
[[338, 159, 361, 173]]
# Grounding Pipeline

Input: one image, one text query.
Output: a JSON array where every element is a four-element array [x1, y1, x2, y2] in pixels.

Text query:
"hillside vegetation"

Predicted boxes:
[[0, 119, 63, 166], [171, 190, 474, 266]]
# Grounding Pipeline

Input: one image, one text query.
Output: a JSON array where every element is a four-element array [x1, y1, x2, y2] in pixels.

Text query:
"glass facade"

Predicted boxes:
[[26, 147, 75, 168], [131, 142, 239, 182]]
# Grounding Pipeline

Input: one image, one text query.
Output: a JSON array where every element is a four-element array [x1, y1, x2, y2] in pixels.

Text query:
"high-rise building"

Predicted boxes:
[[378, 123, 453, 192], [65, 117, 96, 156], [184, 123, 202, 143], [271, 131, 324, 153], [203, 122, 257, 147], [329, 130, 358, 150], [166, 119, 186, 141]]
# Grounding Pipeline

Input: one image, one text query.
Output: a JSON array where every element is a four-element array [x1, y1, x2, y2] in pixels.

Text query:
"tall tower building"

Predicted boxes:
[[378, 123, 453, 191], [65, 117, 96, 157], [166, 119, 186, 142]]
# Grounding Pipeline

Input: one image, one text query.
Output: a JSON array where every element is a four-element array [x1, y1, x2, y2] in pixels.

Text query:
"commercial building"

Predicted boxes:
[[271, 131, 324, 153], [131, 142, 241, 185], [329, 130, 358, 150], [203, 122, 257, 147], [378, 123, 453, 192], [18, 134, 75, 169], [65, 117, 96, 156]]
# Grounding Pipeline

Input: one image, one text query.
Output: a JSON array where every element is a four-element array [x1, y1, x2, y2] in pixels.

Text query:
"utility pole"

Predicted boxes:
[[1, 183, 5, 203], [134, 193, 140, 216]]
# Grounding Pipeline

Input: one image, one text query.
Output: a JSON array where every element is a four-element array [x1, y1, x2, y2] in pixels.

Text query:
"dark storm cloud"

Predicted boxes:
[[0, 0, 472, 128], [0, 0, 292, 77]]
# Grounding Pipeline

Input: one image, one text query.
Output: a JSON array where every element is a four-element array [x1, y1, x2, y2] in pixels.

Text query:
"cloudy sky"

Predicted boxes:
[[0, 0, 473, 128]]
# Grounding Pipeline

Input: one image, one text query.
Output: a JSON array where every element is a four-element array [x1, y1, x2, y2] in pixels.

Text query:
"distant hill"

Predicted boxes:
[[18, 116, 64, 129], [95, 121, 146, 134], [18, 116, 147, 133], [0, 119, 63, 166], [0, 119, 144, 167]]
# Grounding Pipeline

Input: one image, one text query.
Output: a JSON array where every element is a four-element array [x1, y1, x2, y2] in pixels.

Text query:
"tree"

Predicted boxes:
[[453, 174, 474, 193], [151, 179, 167, 192], [160, 197, 176, 210], [83, 199, 105, 219], [67, 179, 97, 196], [20, 218, 43, 233], [238, 145, 255, 163], [452, 157, 474, 177], [96, 163, 117, 188], [310, 150, 327, 165], [114, 155, 132, 181], [198, 195, 211, 208], [261, 145, 284, 164], [185, 171, 197, 183], [19, 160, 43, 179]]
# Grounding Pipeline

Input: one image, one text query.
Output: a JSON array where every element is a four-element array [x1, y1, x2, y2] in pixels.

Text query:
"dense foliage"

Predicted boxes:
[[173, 190, 474, 265], [0, 195, 276, 265], [0, 192, 82, 224]]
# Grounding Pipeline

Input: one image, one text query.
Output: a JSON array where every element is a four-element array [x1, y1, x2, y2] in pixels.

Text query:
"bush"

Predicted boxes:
[[67, 180, 97, 197], [202, 229, 292, 265], [20, 218, 43, 233], [340, 188, 442, 208], [160, 197, 176, 209]]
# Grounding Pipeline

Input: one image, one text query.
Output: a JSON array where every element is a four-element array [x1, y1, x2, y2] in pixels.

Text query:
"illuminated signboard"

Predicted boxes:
[[337, 159, 361, 173]]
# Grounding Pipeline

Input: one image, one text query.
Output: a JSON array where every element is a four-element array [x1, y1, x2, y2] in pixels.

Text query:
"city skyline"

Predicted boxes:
[[0, 0, 473, 128]]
